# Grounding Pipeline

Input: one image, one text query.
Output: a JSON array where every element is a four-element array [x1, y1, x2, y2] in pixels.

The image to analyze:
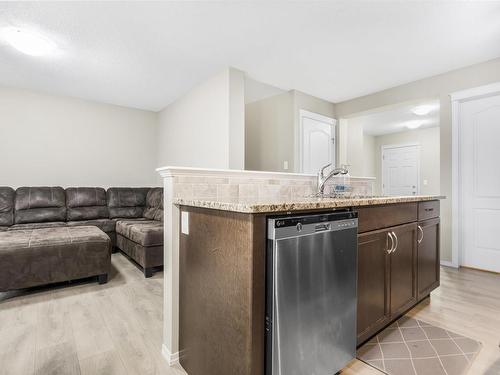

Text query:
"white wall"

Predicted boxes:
[[0, 86, 158, 188], [157, 68, 245, 170], [335, 57, 500, 262]]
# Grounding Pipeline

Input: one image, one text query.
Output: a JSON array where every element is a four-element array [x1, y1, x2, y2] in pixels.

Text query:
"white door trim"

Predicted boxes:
[[381, 143, 420, 196], [298, 109, 337, 173], [450, 81, 500, 268]]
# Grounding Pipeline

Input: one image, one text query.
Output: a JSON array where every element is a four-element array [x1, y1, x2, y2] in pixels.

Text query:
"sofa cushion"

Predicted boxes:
[[0, 187, 15, 226], [107, 188, 150, 219], [116, 219, 163, 246], [66, 187, 109, 221], [9, 222, 67, 231], [143, 188, 163, 221], [0, 226, 109, 250], [67, 219, 115, 233], [15, 187, 66, 224]]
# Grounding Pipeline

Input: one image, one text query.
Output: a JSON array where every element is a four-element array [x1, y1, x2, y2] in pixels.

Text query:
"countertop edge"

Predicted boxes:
[[174, 195, 446, 214]]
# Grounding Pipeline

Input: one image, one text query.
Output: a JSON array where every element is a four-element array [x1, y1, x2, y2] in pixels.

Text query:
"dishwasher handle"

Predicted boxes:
[[315, 223, 331, 232]]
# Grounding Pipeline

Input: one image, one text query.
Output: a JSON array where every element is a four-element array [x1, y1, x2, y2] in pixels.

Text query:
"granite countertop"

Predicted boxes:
[[174, 195, 445, 214]]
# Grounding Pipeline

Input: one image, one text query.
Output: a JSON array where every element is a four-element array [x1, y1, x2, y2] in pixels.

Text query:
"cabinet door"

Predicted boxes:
[[417, 218, 440, 300], [357, 230, 391, 344], [389, 223, 417, 318]]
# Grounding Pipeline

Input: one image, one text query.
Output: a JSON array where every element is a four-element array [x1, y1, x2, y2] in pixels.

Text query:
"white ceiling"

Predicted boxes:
[[353, 100, 440, 136], [1, 2, 500, 111]]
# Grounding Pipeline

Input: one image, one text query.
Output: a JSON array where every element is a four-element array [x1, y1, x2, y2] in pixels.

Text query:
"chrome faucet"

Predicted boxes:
[[317, 163, 349, 195]]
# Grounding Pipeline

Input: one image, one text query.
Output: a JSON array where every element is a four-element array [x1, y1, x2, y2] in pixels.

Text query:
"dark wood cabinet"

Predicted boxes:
[[389, 223, 417, 317], [417, 218, 440, 300], [357, 223, 417, 344], [356, 201, 441, 346], [357, 229, 390, 343]]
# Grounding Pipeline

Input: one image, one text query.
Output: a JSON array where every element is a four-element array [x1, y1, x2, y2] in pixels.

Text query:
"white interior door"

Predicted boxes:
[[382, 144, 420, 196], [300, 110, 335, 174], [460, 93, 500, 273]]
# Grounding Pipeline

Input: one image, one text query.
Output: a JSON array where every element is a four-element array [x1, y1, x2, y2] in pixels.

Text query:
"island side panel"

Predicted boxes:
[[178, 206, 266, 375]]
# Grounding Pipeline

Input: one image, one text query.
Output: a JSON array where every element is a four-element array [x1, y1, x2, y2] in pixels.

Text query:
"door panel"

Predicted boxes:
[[460, 94, 500, 272], [357, 230, 390, 343], [382, 145, 419, 196], [417, 218, 440, 300], [300, 111, 335, 174], [389, 223, 417, 317]]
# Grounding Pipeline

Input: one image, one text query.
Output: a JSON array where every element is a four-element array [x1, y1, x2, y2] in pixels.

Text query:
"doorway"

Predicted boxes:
[[337, 98, 440, 196], [299, 109, 336, 174], [382, 143, 420, 196]]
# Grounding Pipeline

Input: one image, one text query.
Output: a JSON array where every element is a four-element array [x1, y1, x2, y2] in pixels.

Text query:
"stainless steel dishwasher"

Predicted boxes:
[[265, 211, 358, 375]]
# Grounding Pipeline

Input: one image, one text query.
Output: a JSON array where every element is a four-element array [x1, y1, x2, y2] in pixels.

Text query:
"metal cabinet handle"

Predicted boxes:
[[387, 232, 395, 254], [387, 232, 394, 254], [417, 225, 424, 244], [392, 231, 398, 253]]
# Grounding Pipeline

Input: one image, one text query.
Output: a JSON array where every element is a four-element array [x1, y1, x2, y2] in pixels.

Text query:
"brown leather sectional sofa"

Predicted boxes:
[[0, 186, 164, 292]]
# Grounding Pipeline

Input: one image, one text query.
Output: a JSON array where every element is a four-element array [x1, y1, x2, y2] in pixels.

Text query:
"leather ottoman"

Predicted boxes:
[[0, 226, 111, 291]]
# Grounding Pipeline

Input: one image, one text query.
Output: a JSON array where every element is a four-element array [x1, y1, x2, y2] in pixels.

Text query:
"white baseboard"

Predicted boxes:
[[440, 260, 458, 268], [162, 344, 180, 366]]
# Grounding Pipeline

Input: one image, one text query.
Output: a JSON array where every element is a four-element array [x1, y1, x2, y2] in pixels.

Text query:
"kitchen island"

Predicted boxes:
[[175, 194, 443, 375]]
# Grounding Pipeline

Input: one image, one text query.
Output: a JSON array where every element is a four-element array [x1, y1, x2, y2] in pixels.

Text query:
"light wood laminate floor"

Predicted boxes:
[[345, 267, 500, 375], [0, 253, 185, 375], [1, 255, 499, 375]]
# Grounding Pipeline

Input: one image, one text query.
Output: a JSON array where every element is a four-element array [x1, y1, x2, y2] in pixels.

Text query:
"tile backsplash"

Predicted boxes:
[[169, 173, 374, 201]]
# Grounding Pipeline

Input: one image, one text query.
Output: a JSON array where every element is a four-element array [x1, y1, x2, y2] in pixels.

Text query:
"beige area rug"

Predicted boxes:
[[357, 316, 482, 375]]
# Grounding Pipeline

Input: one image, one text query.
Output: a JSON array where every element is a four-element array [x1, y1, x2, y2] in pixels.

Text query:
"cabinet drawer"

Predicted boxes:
[[357, 203, 417, 233], [418, 201, 440, 221]]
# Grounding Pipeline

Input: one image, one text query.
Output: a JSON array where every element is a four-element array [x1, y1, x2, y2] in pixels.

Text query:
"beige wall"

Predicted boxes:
[[0, 86, 159, 188], [245, 91, 294, 172], [245, 89, 335, 172], [244, 76, 285, 104], [374, 127, 440, 196], [335, 57, 500, 262], [338, 116, 377, 178], [157, 68, 245, 170], [363, 133, 376, 178], [228, 69, 246, 169]]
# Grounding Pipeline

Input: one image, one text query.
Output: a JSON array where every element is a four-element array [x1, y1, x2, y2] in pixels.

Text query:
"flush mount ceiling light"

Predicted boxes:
[[2, 27, 58, 56], [412, 105, 435, 116], [406, 121, 422, 130]]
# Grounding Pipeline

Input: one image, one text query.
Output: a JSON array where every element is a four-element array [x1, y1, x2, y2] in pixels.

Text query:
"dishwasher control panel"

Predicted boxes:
[[268, 211, 358, 240]]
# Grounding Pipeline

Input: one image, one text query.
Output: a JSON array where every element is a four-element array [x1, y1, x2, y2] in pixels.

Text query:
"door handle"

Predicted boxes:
[[391, 231, 398, 253], [387, 232, 395, 254], [417, 225, 424, 244]]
